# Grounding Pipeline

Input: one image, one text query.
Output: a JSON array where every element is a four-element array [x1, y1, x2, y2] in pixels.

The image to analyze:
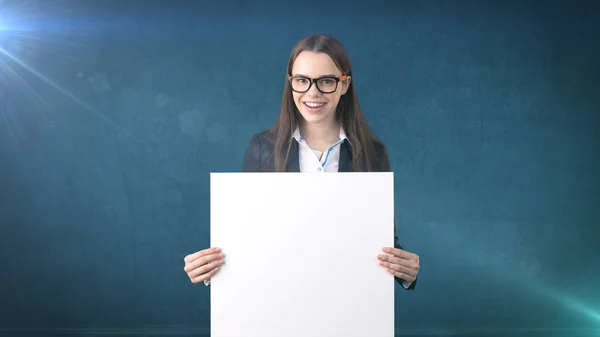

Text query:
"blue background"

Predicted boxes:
[[0, 0, 598, 336]]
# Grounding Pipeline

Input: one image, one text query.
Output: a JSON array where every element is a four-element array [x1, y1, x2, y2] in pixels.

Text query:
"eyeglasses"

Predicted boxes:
[[288, 74, 348, 94]]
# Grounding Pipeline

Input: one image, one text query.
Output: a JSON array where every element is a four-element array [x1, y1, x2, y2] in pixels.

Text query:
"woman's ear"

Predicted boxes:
[[341, 76, 351, 95]]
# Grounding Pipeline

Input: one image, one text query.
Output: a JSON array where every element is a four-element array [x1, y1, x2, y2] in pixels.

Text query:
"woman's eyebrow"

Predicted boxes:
[[292, 73, 338, 78]]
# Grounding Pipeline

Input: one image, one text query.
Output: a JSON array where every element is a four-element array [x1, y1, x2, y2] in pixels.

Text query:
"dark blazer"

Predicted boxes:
[[242, 130, 417, 290]]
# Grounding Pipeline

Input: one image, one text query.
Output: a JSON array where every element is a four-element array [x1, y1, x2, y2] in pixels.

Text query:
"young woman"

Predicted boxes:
[[184, 34, 420, 290]]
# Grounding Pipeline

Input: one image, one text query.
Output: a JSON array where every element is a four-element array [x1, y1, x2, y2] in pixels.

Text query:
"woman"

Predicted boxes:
[[184, 34, 420, 290]]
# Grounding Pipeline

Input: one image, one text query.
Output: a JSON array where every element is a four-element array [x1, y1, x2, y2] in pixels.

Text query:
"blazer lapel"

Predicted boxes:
[[286, 140, 300, 172], [338, 140, 353, 172]]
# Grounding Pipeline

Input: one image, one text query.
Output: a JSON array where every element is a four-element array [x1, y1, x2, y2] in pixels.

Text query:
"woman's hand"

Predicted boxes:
[[377, 247, 419, 282], [184, 247, 225, 284]]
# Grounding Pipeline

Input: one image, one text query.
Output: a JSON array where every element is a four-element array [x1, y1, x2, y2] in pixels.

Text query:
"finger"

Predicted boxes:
[[189, 258, 225, 278], [184, 251, 224, 273], [191, 266, 221, 284], [377, 254, 409, 266], [184, 247, 221, 264], [378, 260, 417, 278], [385, 268, 416, 282], [381, 247, 417, 260], [378, 254, 419, 271]]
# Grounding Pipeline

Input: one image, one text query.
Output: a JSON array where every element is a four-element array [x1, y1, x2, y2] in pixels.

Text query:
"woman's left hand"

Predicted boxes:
[[377, 247, 419, 282]]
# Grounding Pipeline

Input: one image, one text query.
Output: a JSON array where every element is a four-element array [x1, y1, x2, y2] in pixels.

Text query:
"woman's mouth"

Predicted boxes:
[[303, 101, 327, 113]]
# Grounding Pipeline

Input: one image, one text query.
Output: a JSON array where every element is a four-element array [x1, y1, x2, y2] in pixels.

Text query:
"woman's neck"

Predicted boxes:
[[299, 121, 340, 152]]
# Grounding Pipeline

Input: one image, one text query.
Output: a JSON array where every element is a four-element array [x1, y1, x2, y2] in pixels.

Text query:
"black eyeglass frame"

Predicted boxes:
[[287, 74, 349, 94]]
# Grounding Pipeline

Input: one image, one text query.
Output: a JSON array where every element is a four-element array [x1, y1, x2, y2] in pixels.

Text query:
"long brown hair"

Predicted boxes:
[[268, 34, 385, 172]]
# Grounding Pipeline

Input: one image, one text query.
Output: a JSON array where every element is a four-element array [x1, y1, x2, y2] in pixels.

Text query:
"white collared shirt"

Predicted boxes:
[[292, 126, 347, 173], [205, 126, 412, 289]]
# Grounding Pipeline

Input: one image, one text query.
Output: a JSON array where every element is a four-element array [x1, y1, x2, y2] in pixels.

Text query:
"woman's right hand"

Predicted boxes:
[[184, 247, 225, 284]]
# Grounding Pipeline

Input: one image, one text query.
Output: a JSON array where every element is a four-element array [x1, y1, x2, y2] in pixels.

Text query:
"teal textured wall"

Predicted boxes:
[[0, 0, 598, 335]]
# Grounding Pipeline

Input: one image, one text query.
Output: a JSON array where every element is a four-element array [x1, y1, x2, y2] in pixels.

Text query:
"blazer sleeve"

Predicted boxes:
[[242, 135, 262, 172], [380, 143, 417, 290]]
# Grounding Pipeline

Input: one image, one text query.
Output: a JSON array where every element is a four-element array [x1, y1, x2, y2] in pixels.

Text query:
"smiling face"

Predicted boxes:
[[290, 51, 351, 126]]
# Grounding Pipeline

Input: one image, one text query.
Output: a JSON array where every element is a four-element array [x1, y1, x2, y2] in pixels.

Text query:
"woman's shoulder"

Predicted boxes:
[[242, 129, 275, 172], [245, 129, 276, 154], [371, 136, 389, 158], [248, 129, 275, 145], [370, 136, 391, 171], [372, 137, 388, 153]]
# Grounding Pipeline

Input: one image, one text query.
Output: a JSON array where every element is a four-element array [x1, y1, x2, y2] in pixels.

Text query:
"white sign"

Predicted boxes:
[[210, 172, 395, 337]]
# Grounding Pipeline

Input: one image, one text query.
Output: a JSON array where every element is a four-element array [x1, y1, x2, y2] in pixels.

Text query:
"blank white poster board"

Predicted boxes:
[[210, 172, 395, 337]]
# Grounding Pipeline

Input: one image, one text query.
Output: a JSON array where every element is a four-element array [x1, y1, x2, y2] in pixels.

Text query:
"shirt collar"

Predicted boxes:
[[293, 125, 348, 144]]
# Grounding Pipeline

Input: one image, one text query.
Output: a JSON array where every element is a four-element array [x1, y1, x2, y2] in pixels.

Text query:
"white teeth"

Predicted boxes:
[[305, 102, 325, 108]]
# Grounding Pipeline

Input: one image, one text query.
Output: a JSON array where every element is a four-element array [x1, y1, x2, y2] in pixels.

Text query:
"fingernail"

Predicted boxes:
[[215, 248, 221, 252]]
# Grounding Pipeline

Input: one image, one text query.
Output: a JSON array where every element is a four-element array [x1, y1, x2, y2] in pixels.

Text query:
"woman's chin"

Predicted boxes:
[[299, 110, 333, 124]]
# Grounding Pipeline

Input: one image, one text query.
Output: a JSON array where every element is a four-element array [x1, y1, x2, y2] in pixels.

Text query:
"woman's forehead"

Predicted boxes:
[[292, 51, 341, 76]]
